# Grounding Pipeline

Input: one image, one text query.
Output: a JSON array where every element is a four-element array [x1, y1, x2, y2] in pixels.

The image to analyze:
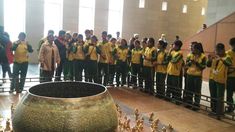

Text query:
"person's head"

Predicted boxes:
[[65, 32, 72, 41], [134, 40, 141, 48], [116, 31, 120, 37], [191, 42, 202, 55], [110, 38, 117, 45], [47, 30, 54, 36], [78, 34, 83, 42], [121, 39, 127, 47], [85, 29, 91, 39], [147, 37, 155, 48], [129, 37, 135, 44], [101, 31, 107, 40], [134, 34, 139, 40], [58, 30, 66, 39], [173, 40, 183, 51], [72, 32, 78, 39], [90, 30, 94, 35], [215, 43, 225, 56], [190, 41, 198, 52], [203, 24, 207, 29], [3, 32, 10, 39], [197, 42, 204, 53], [18, 32, 26, 41], [107, 34, 112, 40], [229, 37, 235, 50], [91, 35, 98, 44], [158, 40, 167, 50], [47, 33, 54, 44], [141, 37, 148, 48], [176, 35, 179, 40]]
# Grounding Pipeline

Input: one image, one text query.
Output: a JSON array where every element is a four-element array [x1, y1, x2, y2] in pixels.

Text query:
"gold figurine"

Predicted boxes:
[[149, 112, 154, 122]]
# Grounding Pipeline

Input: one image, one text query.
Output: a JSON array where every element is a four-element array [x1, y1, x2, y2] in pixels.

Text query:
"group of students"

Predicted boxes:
[[0, 25, 234, 117]]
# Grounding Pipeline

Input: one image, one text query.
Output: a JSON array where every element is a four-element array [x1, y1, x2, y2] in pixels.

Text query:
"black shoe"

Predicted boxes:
[[225, 107, 234, 113], [9, 90, 14, 93]]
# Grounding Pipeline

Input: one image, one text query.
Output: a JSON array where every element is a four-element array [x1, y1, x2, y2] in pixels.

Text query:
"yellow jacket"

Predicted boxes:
[[131, 48, 143, 64], [186, 53, 206, 76], [154, 50, 167, 73], [226, 49, 235, 77], [12, 41, 33, 63], [97, 41, 109, 63], [143, 47, 156, 67], [167, 50, 184, 76]]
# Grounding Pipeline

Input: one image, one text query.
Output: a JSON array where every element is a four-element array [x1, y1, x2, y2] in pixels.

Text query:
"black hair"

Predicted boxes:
[[142, 37, 147, 42], [229, 37, 235, 46], [58, 30, 66, 37], [174, 40, 183, 49], [18, 32, 26, 38], [91, 35, 98, 42], [134, 40, 140, 45], [197, 42, 204, 53], [107, 34, 112, 38], [110, 38, 117, 42], [148, 37, 155, 45], [102, 31, 107, 36], [159, 40, 167, 48], [3, 32, 10, 39], [73, 32, 78, 36], [216, 43, 225, 50], [176, 35, 179, 39], [121, 39, 127, 46], [78, 34, 83, 39], [48, 30, 54, 35], [85, 29, 90, 34]]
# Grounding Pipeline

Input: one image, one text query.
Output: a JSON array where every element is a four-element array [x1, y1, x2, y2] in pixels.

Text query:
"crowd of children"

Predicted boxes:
[[0, 25, 235, 118]]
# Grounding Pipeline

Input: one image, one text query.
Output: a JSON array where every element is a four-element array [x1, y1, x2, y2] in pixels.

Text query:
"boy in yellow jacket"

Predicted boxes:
[[166, 40, 184, 102], [207, 43, 232, 118], [10, 32, 33, 93], [226, 38, 235, 113]]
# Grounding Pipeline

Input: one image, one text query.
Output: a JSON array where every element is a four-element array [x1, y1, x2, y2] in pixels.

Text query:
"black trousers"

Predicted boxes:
[[156, 72, 166, 97], [55, 59, 65, 81], [41, 70, 54, 82], [98, 62, 108, 86], [108, 64, 115, 85], [226, 77, 235, 111], [131, 63, 141, 87], [143, 66, 154, 94], [87, 60, 98, 83], [185, 74, 202, 107], [74, 60, 85, 81], [116, 61, 128, 86], [166, 75, 182, 101]]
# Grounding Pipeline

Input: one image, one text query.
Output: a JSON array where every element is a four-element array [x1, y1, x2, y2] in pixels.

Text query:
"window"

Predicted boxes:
[[108, 0, 124, 37], [139, 0, 145, 8], [162, 2, 167, 11], [201, 7, 205, 16], [44, 0, 63, 36], [79, 0, 96, 34], [4, 0, 26, 41], [182, 5, 187, 13]]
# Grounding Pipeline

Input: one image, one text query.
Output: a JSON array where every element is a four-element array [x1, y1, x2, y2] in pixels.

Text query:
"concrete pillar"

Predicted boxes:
[[0, 0, 4, 26], [63, 0, 79, 33], [26, 0, 44, 63], [94, 0, 109, 38]]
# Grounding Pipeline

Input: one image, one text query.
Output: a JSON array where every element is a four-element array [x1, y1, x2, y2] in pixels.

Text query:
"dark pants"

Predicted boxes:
[[41, 70, 54, 82], [10, 62, 28, 92], [108, 64, 115, 85], [131, 63, 141, 87], [156, 72, 166, 97], [209, 79, 225, 115], [166, 75, 182, 101], [226, 77, 235, 111], [143, 66, 154, 94], [84, 60, 89, 82], [74, 60, 85, 81], [98, 62, 108, 86], [116, 61, 128, 86], [64, 60, 74, 81], [185, 75, 202, 107], [87, 60, 98, 83], [55, 60, 65, 81], [1, 62, 12, 78]]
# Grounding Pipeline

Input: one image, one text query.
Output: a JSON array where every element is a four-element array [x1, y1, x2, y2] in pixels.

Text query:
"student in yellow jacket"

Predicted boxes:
[[10, 32, 33, 93], [84, 35, 101, 83], [143, 38, 157, 94], [207, 43, 232, 118], [226, 37, 235, 113], [73, 34, 85, 81], [84, 29, 92, 82], [130, 40, 143, 88], [114, 39, 129, 87], [97, 31, 109, 86], [166, 40, 184, 102], [107, 38, 117, 86], [185, 42, 206, 110], [153, 40, 168, 98]]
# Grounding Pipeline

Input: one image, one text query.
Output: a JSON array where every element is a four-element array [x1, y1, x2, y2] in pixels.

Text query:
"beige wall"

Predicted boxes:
[[206, 0, 235, 26], [0, 0, 4, 26], [1, 0, 207, 63]]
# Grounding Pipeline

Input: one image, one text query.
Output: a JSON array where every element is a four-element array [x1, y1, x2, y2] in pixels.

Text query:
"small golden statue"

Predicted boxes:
[[134, 108, 139, 121], [11, 103, 15, 117], [118, 119, 123, 131], [124, 119, 131, 131], [150, 119, 159, 132], [149, 112, 154, 122], [161, 126, 166, 132], [168, 124, 173, 132], [4, 119, 11, 132], [131, 126, 138, 132]]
